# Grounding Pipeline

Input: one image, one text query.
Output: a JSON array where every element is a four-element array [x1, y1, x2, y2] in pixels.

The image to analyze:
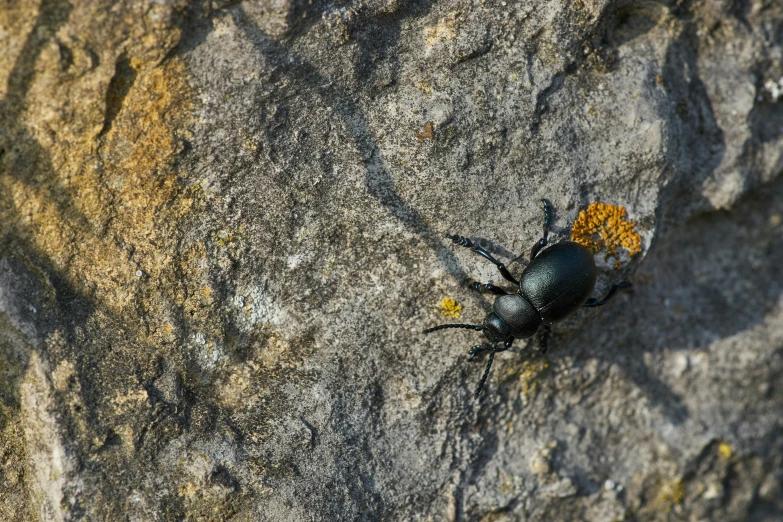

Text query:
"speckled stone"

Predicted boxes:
[[1, 0, 783, 520]]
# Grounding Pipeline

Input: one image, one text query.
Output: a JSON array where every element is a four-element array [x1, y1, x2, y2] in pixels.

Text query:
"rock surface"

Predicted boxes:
[[1, 0, 783, 520]]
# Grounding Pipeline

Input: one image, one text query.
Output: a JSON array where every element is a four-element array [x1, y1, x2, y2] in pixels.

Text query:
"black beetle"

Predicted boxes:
[[424, 199, 632, 399]]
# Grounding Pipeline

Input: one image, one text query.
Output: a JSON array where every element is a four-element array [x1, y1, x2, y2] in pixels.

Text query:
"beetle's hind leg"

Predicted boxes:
[[470, 282, 511, 295], [530, 199, 552, 260], [446, 234, 519, 285], [582, 281, 632, 308], [537, 325, 552, 354]]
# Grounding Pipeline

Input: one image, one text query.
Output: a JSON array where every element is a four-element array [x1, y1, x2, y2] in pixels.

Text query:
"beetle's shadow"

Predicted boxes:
[[470, 238, 521, 264], [553, 177, 783, 425]]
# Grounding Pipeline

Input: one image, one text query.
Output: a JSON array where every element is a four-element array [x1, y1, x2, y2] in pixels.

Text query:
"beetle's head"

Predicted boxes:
[[481, 312, 511, 344]]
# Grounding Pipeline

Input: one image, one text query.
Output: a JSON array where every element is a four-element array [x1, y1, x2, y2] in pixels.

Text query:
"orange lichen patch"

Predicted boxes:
[[439, 297, 462, 319], [571, 202, 642, 267], [100, 58, 193, 218]]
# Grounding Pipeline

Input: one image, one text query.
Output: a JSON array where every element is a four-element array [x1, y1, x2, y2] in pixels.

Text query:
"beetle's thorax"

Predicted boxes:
[[481, 293, 543, 343], [492, 293, 542, 339]]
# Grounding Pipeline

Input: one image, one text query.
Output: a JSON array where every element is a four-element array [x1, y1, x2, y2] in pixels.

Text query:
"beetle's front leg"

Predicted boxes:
[[468, 344, 488, 361], [468, 337, 513, 361]]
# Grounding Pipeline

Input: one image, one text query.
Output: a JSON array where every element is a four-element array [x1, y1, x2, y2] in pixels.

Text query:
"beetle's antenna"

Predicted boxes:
[[474, 343, 498, 399], [422, 324, 483, 334]]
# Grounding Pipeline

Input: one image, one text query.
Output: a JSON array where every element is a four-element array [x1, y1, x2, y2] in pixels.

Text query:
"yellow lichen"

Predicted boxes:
[[425, 15, 458, 46], [439, 297, 462, 319], [519, 359, 549, 394], [657, 479, 685, 510], [215, 226, 245, 247], [497, 470, 516, 495], [571, 202, 642, 268], [415, 81, 432, 95], [718, 442, 733, 460], [504, 358, 549, 394]]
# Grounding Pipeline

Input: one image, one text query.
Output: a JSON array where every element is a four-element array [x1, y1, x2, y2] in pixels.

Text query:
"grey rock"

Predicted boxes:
[[1, 0, 783, 520]]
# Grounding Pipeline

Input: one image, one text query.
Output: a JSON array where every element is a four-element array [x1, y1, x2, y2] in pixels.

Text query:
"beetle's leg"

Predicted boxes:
[[537, 325, 552, 354], [530, 199, 552, 260], [446, 234, 519, 285], [468, 344, 488, 361], [470, 282, 510, 295], [582, 281, 632, 307], [496, 338, 513, 353], [474, 337, 514, 399], [468, 338, 512, 361]]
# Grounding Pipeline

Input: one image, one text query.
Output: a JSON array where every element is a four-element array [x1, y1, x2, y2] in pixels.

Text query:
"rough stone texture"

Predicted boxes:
[[1, 0, 783, 520]]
